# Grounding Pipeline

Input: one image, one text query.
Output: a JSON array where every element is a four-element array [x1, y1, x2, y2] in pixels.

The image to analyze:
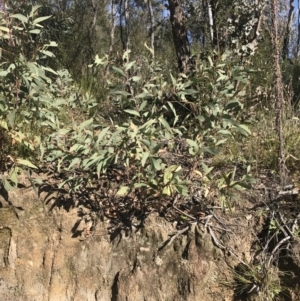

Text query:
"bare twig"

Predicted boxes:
[[268, 236, 291, 267], [208, 210, 228, 230], [207, 225, 225, 250], [166, 226, 189, 247], [172, 205, 196, 220], [172, 195, 196, 220]]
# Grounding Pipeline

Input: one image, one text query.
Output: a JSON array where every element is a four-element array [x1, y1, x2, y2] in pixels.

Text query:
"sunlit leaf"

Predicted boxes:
[[0, 119, 8, 130], [33, 16, 52, 25], [11, 14, 28, 23], [16, 159, 38, 169], [117, 186, 130, 196], [124, 109, 140, 117]]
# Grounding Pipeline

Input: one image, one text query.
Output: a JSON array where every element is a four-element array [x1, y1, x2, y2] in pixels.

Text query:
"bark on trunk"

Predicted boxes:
[[282, 0, 295, 60], [167, 0, 191, 73], [124, 0, 130, 52], [271, 0, 288, 185], [298, 0, 300, 55], [148, 0, 155, 58], [207, 0, 214, 45], [109, 0, 116, 57], [88, 0, 98, 62]]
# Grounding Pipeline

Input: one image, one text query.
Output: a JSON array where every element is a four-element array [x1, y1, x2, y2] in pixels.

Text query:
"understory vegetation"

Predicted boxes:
[[1, 0, 300, 300]]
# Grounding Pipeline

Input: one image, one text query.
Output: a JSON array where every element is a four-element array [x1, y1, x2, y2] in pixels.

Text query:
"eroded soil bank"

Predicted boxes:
[[0, 180, 300, 301]]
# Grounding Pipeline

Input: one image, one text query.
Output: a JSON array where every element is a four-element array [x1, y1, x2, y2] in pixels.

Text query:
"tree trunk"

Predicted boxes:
[[167, 0, 191, 73], [148, 0, 155, 58], [108, 0, 116, 57], [88, 0, 98, 60], [105, 0, 116, 78], [282, 0, 295, 60], [119, 0, 126, 51], [271, 0, 288, 185], [298, 0, 300, 55], [124, 0, 130, 52], [207, 0, 214, 46]]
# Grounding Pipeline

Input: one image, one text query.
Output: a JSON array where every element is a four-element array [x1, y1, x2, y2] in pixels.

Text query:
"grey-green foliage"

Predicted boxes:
[[0, 4, 255, 204], [0, 4, 80, 190], [43, 48, 255, 203]]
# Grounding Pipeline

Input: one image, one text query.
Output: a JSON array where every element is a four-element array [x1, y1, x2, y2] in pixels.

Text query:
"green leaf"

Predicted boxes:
[[151, 158, 162, 171], [163, 165, 177, 185], [167, 102, 178, 126], [68, 158, 81, 169], [16, 159, 38, 169], [182, 89, 199, 95], [124, 109, 140, 117], [7, 110, 16, 127], [125, 61, 135, 70], [0, 70, 8, 77], [40, 144, 45, 161], [3, 178, 13, 191], [163, 185, 172, 196], [39, 50, 55, 57], [136, 92, 153, 98], [186, 139, 199, 154], [201, 147, 218, 155], [141, 152, 150, 167], [131, 76, 140, 82], [234, 182, 251, 190], [218, 129, 232, 136], [29, 29, 41, 34], [41, 66, 58, 75], [202, 162, 214, 175], [0, 26, 9, 32], [33, 16, 52, 24], [9, 168, 18, 185], [96, 127, 110, 144], [235, 124, 251, 136], [0, 119, 8, 130], [112, 66, 126, 77], [175, 184, 188, 196], [225, 100, 242, 111], [170, 73, 176, 86], [11, 14, 28, 23], [117, 186, 130, 196], [134, 182, 149, 188], [215, 138, 227, 146], [97, 162, 103, 177], [48, 41, 58, 47], [30, 5, 42, 17], [79, 118, 93, 130], [159, 116, 171, 131]]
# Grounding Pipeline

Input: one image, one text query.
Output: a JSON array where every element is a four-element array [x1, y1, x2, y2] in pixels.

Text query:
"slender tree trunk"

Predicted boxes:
[[105, 0, 116, 78], [119, 0, 126, 51], [148, 0, 155, 58], [282, 0, 295, 60], [271, 0, 288, 185], [88, 0, 98, 60], [124, 0, 130, 52], [207, 0, 214, 46], [167, 0, 191, 73], [108, 0, 116, 57], [298, 0, 300, 55]]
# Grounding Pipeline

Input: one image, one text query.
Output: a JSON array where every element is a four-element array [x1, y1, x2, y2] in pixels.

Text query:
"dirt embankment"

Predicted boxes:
[[0, 179, 300, 301]]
